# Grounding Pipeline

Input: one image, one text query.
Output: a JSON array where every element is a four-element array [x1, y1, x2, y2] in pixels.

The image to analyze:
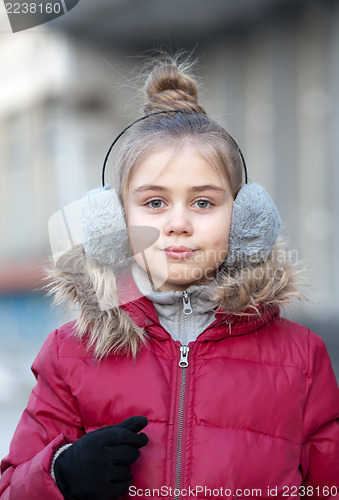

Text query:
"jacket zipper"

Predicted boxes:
[[174, 291, 192, 500]]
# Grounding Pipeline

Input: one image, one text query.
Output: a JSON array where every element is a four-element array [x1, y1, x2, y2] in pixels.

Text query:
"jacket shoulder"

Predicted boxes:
[[274, 316, 311, 336], [33, 321, 90, 373], [259, 315, 331, 373], [275, 316, 329, 353]]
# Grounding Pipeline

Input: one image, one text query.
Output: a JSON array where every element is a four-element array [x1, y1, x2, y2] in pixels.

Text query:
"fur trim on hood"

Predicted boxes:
[[45, 240, 302, 359]]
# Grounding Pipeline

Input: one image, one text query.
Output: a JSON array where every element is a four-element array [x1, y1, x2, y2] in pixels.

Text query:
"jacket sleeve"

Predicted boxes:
[[0, 329, 84, 500], [300, 331, 339, 498]]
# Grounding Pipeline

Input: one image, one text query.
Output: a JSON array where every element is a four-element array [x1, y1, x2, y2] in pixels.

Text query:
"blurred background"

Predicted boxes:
[[0, 0, 338, 459]]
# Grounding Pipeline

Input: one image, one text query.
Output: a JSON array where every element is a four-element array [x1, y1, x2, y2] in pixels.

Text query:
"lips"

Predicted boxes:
[[165, 246, 195, 252], [163, 246, 197, 260]]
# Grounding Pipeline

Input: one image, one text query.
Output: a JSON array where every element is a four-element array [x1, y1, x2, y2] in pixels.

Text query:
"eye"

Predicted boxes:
[[193, 199, 213, 209], [146, 199, 165, 209]]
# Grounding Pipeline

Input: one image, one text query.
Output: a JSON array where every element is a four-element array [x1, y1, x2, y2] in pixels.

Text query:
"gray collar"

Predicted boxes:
[[132, 264, 217, 344]]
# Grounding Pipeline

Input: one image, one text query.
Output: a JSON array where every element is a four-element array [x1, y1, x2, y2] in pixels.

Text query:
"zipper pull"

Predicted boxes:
[[179, 345, 190, 367], [182, 291, 193, 315]]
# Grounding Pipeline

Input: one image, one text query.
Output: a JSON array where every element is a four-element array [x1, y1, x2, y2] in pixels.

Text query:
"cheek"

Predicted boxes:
[[123, 192, 145, 227], [124, 204, 144, 227], [121, 196, 130, 224], [210, 231, 229, 264], [204, 224, 230, 268], [201, 211, 232, 247], [218, 203, 233, 244]]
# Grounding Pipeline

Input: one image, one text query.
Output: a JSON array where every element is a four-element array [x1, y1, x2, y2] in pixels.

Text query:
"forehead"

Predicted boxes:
[[129, 145, 227, 190]]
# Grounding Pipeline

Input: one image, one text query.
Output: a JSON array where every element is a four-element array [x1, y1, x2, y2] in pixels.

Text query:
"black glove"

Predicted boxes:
[[54, 415, 148, 500]]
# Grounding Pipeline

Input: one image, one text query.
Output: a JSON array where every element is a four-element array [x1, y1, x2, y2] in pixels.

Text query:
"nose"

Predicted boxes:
[[163, 205, 193, 236]]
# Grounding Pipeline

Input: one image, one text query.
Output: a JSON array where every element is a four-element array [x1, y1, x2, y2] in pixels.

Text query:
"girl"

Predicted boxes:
[[0, 57, 338, 500]]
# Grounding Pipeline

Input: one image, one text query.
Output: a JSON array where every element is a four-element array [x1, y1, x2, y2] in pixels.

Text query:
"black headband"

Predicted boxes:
[[101, 110, 248, 187]]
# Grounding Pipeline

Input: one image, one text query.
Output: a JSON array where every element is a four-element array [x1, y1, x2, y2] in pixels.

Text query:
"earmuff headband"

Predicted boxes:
[[101, 110, 248, 187]]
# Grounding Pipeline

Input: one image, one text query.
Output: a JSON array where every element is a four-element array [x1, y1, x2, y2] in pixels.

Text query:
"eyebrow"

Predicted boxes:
[[132, 184, 225, 194]]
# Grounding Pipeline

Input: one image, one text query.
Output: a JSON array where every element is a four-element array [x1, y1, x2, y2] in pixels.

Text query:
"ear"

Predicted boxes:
[[225, 183, 281, 266], [81, 185, 131, 265]]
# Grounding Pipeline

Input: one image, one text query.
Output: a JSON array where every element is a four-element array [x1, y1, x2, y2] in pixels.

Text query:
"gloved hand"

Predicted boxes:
[[54, 415, 148, 500]]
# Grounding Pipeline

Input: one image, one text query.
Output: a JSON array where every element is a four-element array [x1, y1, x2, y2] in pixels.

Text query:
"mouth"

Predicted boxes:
[[163, 246, 197, 260]]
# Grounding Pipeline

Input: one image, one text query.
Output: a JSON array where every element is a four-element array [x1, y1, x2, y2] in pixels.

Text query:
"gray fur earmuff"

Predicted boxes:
[[81, 185, 131, 266], [81, 182, 281, 268], [225, 183, 281, 267]]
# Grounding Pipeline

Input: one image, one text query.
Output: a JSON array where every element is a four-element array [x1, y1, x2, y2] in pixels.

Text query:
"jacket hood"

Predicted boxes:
[[46, 240, 300, 359]]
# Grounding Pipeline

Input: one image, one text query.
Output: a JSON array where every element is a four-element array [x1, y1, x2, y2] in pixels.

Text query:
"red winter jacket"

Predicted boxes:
[[1, 269, 339, 500]]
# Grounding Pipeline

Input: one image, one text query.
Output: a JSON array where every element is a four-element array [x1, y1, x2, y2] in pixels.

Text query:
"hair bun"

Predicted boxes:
[[144, 63, 206, 115]]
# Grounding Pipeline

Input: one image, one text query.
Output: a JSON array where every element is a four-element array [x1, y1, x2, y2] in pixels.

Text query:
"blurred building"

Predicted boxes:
[[0, 0, 338, 457]]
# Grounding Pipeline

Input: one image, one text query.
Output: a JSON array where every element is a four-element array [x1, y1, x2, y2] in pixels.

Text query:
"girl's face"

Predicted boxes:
[[124, 145, 233, 291]]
